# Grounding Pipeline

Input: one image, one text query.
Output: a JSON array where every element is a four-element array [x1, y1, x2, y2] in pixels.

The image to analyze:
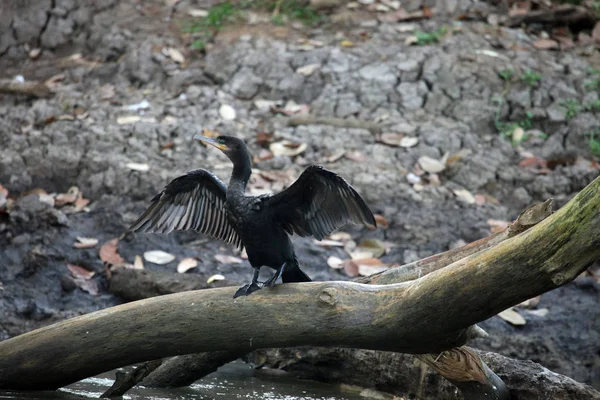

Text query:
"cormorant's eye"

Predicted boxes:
[[217, 138, 225, 145]]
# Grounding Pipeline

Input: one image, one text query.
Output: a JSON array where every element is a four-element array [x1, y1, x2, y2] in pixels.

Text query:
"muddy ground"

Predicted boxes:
[[0, 0, 599, 394]]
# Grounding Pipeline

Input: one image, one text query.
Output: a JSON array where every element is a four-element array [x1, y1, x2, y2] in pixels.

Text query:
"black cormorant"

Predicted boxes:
[[129, 135, 376, 298]]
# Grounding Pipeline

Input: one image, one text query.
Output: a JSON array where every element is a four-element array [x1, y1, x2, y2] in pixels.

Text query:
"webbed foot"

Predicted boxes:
[[263, 263, 286, 288], [233, 282, 261, 298]]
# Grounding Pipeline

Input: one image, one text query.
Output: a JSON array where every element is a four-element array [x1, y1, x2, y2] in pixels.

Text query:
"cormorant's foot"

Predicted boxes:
[[263, 263, 286, 287], [233, 282, 261, 298]]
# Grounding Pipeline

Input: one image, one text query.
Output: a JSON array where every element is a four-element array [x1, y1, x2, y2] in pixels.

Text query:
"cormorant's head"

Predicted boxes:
[[194, 135, 249, 165]]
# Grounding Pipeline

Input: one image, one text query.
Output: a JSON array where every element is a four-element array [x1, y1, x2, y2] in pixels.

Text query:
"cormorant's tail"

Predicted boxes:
[[282, 258, 312, 283]]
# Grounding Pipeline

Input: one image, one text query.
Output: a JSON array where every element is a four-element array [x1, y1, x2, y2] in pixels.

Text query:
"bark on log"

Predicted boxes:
[[248, 347, 600, 400], [0, 175, 599, 391]]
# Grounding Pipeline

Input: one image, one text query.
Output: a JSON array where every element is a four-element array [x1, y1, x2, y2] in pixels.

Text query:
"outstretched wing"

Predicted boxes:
[[263, 165, 376, 240], [129, 169, 242, 249]]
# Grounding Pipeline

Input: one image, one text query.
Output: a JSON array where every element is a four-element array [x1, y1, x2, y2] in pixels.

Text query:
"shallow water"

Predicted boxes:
[[0, 362, 365, 400]]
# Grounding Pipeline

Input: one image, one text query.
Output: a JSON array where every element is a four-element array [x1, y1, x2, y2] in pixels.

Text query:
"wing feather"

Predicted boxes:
[[129, 169, 242, 249], [263, 165, 376, 240]]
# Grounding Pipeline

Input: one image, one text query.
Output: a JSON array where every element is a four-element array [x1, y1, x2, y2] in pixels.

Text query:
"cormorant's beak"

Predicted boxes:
[[194, 135, 228, 151]]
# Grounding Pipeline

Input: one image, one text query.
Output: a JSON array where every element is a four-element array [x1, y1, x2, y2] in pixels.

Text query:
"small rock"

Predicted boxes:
[[219, 104, 236, 120]]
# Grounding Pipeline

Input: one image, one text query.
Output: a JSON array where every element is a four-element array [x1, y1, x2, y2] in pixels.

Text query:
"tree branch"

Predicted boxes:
[[0, 176, 598, 391]]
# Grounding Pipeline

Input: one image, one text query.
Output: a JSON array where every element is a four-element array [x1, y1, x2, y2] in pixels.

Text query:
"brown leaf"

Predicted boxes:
[[269, 140, 307, 157], [342, 259, 359, 277], [498, 307, 526, 326], [592, 21, 600, 43], [214, 254, 243, 264], [374, 214, 389, 228], [0, 184, 8, 210], [533, 38, 559, 50], [474, 194, 486, 206], [133, 255, 144, 270], [99, 238, 125, 265], [255, 149, 274, 161], [69, 277, 99, 296], [327, 256, 344, 269], [207, 274, 225, 284], [519, 295, 542, 309], [144, 250, 176, 265], [519, 156, 547, 168], [73, 236, 99, 249], [418, 156, 446, 173], [345, 151, 366, 163], [67, 264, 95, 280], [422, 5, 432, 18], [177, 257, 198, 273], [255, 132, 275, 147], [326, 149, 346, 163], [160, 141, 176, 151], [487, 219, 510, 233], [379, 133, 404, 147], [54, 186, 80, 206]]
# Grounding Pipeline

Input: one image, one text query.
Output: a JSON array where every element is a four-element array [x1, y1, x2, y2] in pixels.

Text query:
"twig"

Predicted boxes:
[[0, 79, 52, 98], [288, 115, 382, 134], [505, 5, 596, 28]]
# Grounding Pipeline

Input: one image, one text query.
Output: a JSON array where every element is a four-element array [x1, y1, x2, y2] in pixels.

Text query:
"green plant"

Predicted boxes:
[[585, 129, 600, 156], [191, 39, 206, 51], [498, 68, 514, 81], [584, 99, 600, 112], [584, 68, 600, 91], [493, 97, 546, 145], [415, 26, 448, 45], [561, 98, 581, 120], [521, 69, 542, 87]]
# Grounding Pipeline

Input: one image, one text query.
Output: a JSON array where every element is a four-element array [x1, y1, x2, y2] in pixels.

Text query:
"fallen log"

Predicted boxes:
[[0, 175, 598, 391], [248, 347, 600, 400], [140, 199, 555, 389]]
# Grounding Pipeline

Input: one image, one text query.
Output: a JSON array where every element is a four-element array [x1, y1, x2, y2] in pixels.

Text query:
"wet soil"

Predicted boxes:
[[0, 0, 599, 394]]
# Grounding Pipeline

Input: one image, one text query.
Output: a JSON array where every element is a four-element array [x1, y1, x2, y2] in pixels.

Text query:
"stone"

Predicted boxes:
[[335, 93, 361, 118], [396, 81, 428, 110], [358, 63, 398, 85], [396, 59, 420, 82], [228, 68, 263, 99]]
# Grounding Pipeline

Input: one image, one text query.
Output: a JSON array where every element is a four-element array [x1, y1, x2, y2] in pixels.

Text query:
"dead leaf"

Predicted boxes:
[[0, 184, 8, 210], [125, 162, 150, 172], [524, 308, 549, 317], [72, 196, 90, 213], [177, 257, 198, 273], [487, 219, 510, 233], [418, 156, 446, 173], [160, 141, 176, 151], [519, 295, 541, 309], [214, 254, 243, 264], [379, 133, 404, 147], [374, 214, 389, 228], [271, 100, 310, 116], [99, 84, 115, 100], [326, 149, 346, 163], [519, 156, 547, 168], [207, 274, 225, 284], [354, 258, 388, 276], [512, 126, 525, 144], [117, 115, 141, 124], [99, 238, 124, 265], [255, 132, 275, 147], [498, 307, 526, 326], [340, 40, 354, 47], [133, 255, 144, 270], [166, 47, 185, 63], [144, 250, 176, 265], [73, 237, 98, 249], [270, 140, 307, 157], [296, 63, 321, 76], [219, 104, 236, 121], [255, 149, 274, 161], [67, 264, 95, 280], [453, 189, 476, 205], [400, 136, 419, 148], [342, 259, 359, 277], [327, 256, 344, 269], [345, 151, 366, 162], [474, 194, 486, 206], [69, 277, 99, 296], [187, 8, 208, 17], [329, 232, 352, 241], [533, 38, 559, 50], [55, 186, 80, 206], [593, 21, 600, 43], [351, 239, 386, 259]]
